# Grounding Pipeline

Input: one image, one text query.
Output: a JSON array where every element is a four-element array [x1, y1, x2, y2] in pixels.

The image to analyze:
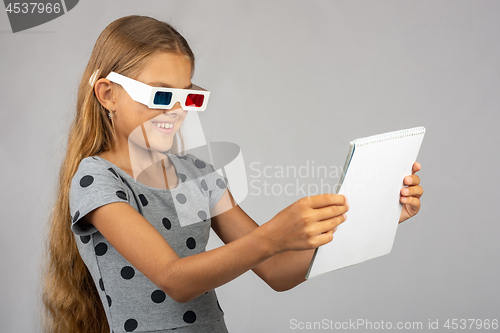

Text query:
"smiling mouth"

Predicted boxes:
[[151, 121, 175, 134], [152, 121, 174, 129]]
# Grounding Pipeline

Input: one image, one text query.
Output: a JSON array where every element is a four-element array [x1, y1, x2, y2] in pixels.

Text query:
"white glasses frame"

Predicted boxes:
[[105, 71, 210, 111]]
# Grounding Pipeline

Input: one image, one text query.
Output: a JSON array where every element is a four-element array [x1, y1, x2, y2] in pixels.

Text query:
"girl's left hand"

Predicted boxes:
[[399, 162, 423, 223]]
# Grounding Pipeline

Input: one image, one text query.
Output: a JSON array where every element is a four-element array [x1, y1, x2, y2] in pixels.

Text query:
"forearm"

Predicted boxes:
[[260, 248, 316, 292], [161, 226, 276, 302]]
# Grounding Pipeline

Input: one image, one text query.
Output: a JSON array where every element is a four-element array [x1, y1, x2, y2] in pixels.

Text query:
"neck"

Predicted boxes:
[[107, 133, 173, 179]]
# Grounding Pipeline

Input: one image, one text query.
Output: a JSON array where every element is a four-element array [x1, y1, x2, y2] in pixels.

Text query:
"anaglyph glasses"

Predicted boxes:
[[106, 71, 210, 111]]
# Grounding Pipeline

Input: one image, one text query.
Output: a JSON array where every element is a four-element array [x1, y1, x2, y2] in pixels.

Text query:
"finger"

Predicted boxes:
[[304, 193, 347, 209], [314, 213, 347, 235], [315, 203, 348, 221], [412, 162, 421, 174], [404, 174, 420, 186], [400, 196, 420, 211], [400, 185, 423, 198], [315, 229, 335, 247]]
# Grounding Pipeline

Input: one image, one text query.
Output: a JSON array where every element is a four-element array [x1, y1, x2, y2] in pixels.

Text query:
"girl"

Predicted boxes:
[[40, 15, 423, 333]]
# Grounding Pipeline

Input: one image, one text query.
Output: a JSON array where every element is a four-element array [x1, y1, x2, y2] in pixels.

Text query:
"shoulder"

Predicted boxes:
[[75, 156, 108, 174], [75, 156, 123, 176], [71, 156, 125, 190]]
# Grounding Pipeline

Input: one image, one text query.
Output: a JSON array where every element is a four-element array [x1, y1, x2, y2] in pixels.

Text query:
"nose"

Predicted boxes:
[[164, 102, 185, 116]]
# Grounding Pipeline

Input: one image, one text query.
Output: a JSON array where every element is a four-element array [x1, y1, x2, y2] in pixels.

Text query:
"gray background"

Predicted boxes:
[[1, 1, 499, 332]]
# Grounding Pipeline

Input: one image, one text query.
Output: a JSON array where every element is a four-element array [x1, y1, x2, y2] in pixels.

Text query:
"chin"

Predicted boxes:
[[149, 139, 174, 153]]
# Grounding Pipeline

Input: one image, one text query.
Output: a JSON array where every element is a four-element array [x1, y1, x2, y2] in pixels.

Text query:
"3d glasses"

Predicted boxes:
[[105, 71, 210, 111]]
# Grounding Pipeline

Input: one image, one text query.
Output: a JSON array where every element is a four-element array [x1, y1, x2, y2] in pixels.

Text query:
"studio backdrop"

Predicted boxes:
[[1, 1, 499, 332]]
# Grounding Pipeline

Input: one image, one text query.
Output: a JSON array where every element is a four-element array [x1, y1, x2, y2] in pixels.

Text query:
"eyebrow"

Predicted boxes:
[[147, 82, 193, 89]]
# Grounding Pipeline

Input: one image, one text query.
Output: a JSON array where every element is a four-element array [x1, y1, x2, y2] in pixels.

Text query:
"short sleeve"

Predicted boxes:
[[69, 157, 129, 236]]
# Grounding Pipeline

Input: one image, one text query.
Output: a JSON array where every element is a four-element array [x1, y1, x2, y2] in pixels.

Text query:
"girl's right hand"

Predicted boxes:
[[259, 194, 349, 254]]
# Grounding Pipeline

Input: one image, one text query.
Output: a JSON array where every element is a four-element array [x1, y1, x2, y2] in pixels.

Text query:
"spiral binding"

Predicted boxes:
[[353, 126, 426, 146]]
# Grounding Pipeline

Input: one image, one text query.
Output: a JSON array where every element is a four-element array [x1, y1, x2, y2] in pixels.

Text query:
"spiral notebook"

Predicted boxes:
[[306, 126, 426, 279]]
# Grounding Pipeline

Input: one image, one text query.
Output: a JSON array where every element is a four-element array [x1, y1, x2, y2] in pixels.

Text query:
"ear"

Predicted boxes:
[[94, 78, 119, 111]]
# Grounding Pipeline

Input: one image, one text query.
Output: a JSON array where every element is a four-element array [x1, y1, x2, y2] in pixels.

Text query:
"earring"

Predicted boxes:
[[108, 112, 112, 119]]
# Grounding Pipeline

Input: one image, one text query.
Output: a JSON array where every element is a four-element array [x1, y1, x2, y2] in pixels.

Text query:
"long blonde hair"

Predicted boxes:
[[40, 15, 195, 333]]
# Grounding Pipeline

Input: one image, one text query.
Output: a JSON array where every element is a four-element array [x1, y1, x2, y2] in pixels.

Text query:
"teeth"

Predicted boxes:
[[153, 122, 173, 129]]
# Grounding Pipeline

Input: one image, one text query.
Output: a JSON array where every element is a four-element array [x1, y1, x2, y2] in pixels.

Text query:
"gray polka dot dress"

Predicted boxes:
[[69, 153, 229, 333]]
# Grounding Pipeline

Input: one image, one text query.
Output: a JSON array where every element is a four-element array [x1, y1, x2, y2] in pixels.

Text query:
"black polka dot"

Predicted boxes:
[[178, 173, 187, 182], [216, 178, 227, 189], [176, 193, 187, 204], [217, 300, 223, 312], [92, 156, 98, 160], [108, 168, 119, 178], [124, 318, 138, 332], [151, 290, 166, 303], [186, 237, 196, 250], [116, 190, 127, 200], [119, 175, 125, 183], [106, 295, 112, 307], [183, 310, 196, 324], [99, 278, 105, 291], [139, 194, 148, 206], [194, 159, 206, 169], [209, 190, 213, 197], [162, 217, 171, 230], [200, 179, 208, 191], [198, 210, 207, 222], [80, 235, 91, 244], [121, 266, 135, 280], [177, 155, 188, 160], [95, 242, 108, 256], [73, 211, 80, 223], [80, 175, 94, 188]]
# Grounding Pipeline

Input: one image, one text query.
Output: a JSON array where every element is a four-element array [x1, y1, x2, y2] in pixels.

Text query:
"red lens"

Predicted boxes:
[[186, 94, 205, 107]]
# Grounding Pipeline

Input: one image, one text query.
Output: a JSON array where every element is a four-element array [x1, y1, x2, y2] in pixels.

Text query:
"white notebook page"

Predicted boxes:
[[306, 126, 426, 279]]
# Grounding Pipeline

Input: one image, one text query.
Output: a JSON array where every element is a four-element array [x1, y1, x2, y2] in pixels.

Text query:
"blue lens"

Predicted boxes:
[[153, 91, 172, 105]]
